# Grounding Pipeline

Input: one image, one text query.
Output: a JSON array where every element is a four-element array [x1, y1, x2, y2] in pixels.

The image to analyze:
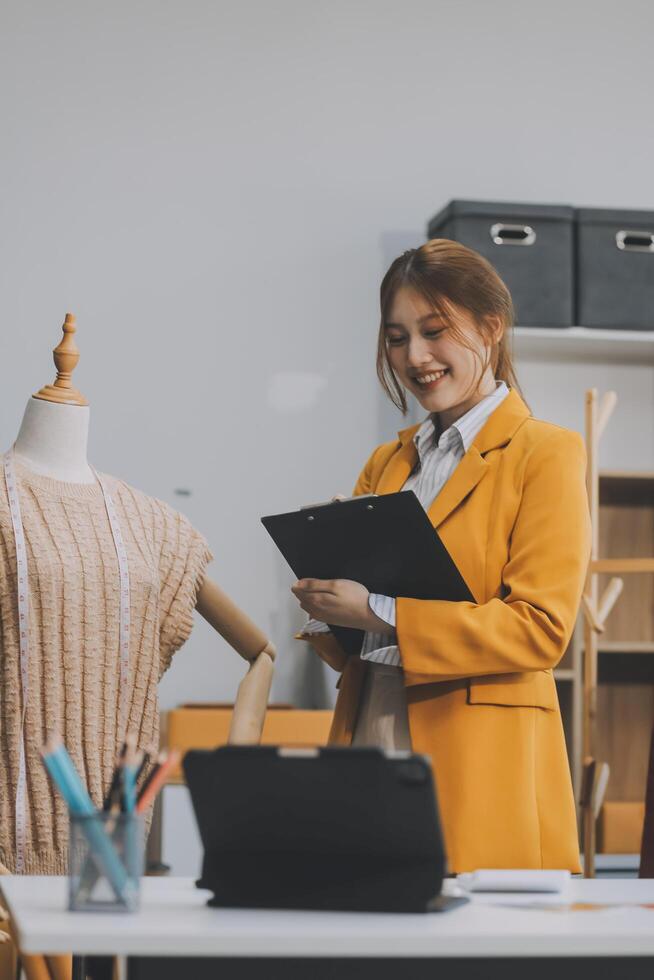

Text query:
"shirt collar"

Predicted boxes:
[[414, 381, 510, 459]]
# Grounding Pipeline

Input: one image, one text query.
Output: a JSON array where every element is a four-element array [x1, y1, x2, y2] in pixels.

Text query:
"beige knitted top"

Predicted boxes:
[[0, 462, 212, 874]]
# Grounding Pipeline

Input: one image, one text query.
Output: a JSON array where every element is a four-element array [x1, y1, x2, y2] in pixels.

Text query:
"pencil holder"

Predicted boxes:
[[68, 812, 144, 912]]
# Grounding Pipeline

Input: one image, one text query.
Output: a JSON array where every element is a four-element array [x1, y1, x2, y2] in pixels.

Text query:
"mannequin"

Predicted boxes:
[[0, 314, 276, 881], [12, 314, 276, 742]]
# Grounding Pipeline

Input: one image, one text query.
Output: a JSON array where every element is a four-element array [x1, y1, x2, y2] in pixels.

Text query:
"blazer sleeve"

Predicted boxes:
[[397, 429, 591, 686]]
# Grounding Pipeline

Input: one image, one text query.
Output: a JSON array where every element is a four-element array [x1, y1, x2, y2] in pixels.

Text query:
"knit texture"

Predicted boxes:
[[0, 462, 212, 874]]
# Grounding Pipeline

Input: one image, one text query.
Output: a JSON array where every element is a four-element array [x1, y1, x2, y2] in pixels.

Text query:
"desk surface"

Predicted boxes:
[[2, 876, 654, 958]]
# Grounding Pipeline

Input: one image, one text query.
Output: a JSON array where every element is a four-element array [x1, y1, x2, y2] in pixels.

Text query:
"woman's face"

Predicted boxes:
[[384, 286, 498, 428]]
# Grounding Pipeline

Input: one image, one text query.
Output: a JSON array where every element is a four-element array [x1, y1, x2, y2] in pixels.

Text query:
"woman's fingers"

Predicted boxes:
[[331, 493, 347, 502], [297, 592, 332, 616], [293, 578, 337, 593]]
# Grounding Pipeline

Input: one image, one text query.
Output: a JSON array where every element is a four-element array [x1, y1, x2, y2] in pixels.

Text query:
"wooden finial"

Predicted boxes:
[[33, 313, 88, 406]]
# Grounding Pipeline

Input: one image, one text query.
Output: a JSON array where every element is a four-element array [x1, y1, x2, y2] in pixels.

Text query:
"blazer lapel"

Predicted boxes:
[[374, 389, 531, 529], [427, 447, 488, 528], [375, 428, 419, 495], [427, 388, 532, 529]]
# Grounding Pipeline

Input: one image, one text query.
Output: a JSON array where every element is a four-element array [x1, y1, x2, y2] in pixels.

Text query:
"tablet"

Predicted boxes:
[[184, 745, 466, 913]]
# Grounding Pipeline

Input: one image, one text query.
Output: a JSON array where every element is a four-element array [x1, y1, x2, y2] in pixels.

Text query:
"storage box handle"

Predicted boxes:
[[490, 223, 536, 246], [616, 230, 654, 253]]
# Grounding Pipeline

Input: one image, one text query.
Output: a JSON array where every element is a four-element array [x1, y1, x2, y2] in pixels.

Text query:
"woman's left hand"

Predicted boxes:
[[291, 578, 393, 633]]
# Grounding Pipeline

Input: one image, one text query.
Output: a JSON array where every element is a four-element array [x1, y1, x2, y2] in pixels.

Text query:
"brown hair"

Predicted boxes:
[[376, 238, 523, 415]]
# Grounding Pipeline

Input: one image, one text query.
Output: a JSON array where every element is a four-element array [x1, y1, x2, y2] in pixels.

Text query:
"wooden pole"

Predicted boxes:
[[583, 390, 599, 765], [582, 389, 599, 877]]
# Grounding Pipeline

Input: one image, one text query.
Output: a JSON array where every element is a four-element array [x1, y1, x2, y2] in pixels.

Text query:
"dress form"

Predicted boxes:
[[14, 400, 95, 484], [11, 314, 275, 743], [14, 314, 94, 483]]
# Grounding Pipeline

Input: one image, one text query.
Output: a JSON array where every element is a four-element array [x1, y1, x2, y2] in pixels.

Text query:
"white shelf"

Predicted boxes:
[[513, 326, 654, 364]]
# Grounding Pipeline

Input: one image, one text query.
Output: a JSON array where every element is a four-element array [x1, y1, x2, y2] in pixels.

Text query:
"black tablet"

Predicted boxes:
[[183, 745, 467, 914]]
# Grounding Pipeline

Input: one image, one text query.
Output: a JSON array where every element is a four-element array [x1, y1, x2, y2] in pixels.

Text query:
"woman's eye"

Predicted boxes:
[[387, 336, 406, 346], [424, 329, 444, 339]]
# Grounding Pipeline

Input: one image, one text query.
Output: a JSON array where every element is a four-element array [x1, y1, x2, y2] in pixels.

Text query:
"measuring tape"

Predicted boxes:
[[3, 448, 131, 872], [94, 467, 131, 740]]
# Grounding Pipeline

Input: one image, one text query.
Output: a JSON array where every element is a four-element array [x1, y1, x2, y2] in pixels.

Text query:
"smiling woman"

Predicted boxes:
[[293, 239, 590, 873], [377, 239, 522, 421]]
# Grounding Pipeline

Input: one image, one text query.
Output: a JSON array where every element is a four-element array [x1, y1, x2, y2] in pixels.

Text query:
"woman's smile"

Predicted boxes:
[[411, 368, 450, 393]]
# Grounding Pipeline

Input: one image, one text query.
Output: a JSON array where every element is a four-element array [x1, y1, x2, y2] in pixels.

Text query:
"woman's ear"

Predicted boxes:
[[485, 315, 504, 346]]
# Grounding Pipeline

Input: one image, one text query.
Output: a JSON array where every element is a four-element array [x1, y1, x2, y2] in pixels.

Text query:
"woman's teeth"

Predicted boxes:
[[416, 370, 448, 385]]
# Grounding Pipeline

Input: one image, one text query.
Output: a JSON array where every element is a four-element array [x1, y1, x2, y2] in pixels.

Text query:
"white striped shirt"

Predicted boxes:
[[304, 382, 510, 667]]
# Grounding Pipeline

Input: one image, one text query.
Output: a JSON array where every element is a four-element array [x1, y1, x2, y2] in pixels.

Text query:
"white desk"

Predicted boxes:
[[2, 876, 654, 978]]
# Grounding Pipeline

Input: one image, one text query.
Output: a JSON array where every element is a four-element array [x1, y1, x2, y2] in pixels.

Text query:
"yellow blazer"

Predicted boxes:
[[313, 389, 590, 872]]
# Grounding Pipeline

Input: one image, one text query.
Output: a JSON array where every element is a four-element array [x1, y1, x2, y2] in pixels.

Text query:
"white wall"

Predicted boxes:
[[1, 0, 653, 709]]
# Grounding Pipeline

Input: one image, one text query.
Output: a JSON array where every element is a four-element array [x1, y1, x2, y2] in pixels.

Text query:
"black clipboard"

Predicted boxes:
[[261, 490, 474, 656]]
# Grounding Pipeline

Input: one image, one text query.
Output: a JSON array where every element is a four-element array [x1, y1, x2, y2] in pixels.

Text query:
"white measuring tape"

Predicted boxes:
[[3, 448, 131, 872], [94, 468, 131, 741]]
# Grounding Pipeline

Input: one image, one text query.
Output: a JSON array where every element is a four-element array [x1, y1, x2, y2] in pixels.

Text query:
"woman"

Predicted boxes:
[[293, 239, 590, 872]]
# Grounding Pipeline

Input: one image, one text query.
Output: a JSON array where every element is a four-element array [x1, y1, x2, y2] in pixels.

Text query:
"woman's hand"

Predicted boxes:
[[291, 578, 394, 634]]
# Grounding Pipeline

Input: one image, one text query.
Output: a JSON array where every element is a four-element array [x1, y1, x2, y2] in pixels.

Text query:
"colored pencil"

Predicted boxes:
[[136, 749, 180, 813]]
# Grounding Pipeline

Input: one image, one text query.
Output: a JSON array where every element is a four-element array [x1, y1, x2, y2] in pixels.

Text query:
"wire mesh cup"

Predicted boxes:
[[69, 812, 144, 912]]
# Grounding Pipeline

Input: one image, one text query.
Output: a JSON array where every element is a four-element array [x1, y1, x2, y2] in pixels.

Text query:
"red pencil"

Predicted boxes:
[[136, 749, 181, 813]]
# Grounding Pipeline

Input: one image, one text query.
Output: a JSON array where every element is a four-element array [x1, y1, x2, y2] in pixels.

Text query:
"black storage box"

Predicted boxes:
[[576, 207, 654, 330], [427, 200, 574, 327]]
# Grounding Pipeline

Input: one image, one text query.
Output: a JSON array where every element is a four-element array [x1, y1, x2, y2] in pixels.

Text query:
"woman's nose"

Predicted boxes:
[[406, 338, 433, 367]]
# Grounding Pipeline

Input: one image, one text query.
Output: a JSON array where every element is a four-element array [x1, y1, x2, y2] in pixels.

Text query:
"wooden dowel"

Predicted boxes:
[[597, 390, 617, 440], [581, 595, 604, 634], [582, 390, 598, 768], [585, 389, 599, 563], [582, 389, 599, 881], [597, 577, 624, 628], [591, 558, 654, 574], [593, 762, 610, 820]]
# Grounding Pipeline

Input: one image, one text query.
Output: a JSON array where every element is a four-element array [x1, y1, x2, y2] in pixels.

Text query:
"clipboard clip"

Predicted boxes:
[[300, 493, 377, 511]]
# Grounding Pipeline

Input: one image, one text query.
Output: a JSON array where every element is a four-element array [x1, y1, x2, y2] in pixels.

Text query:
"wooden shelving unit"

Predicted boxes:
[[559, 399, 654, 876], [593, 463, 654, 867], [513, 328, 654, 871]]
